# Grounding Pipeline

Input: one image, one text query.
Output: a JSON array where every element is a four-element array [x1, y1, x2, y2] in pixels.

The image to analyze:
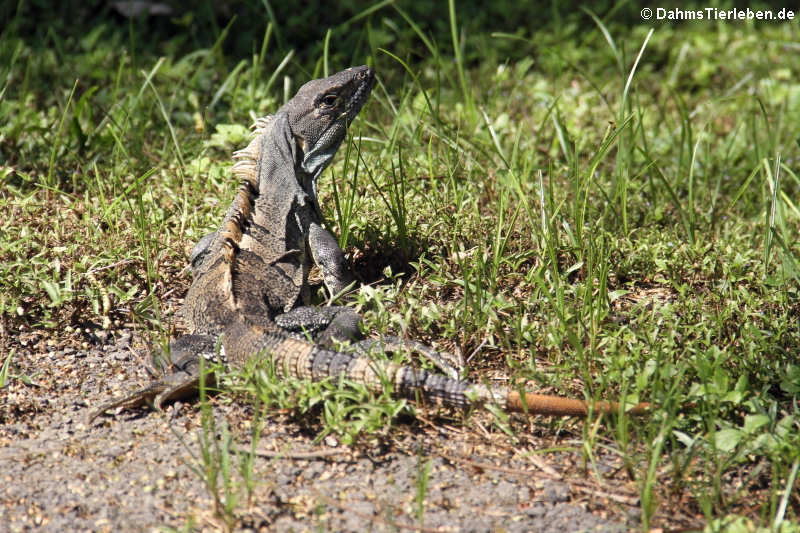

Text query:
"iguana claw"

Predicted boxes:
[[87, 375, 205, 423]]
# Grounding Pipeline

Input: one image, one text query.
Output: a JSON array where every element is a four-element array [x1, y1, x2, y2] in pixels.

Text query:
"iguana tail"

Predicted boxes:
[[224, 321, 651, 417], [90, 322, 650, 422]]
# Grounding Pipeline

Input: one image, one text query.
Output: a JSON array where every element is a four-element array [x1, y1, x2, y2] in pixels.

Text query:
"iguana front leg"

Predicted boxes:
[[308, 222, 355, 297]]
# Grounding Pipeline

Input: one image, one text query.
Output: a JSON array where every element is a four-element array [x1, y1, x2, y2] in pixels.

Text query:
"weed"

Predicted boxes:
[[414, 450, 432, 526]]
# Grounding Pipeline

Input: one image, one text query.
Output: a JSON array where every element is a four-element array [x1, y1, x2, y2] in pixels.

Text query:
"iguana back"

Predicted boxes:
[[186, 66, 373, 336]]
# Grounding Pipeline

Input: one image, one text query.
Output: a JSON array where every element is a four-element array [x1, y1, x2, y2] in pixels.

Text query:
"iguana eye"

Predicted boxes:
[[321, 94, 338, 107]]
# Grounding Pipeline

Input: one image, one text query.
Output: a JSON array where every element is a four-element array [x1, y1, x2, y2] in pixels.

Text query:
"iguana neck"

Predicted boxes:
[[253, 111, 324, 217]]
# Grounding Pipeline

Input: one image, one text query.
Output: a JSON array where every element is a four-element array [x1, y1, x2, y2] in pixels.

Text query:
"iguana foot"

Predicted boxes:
[[308, 223, 356, 297], [88, 335, 219, 423], [350, 337, 462, 380], [275, 307, 461, 379], [87, 375, 201, 423]]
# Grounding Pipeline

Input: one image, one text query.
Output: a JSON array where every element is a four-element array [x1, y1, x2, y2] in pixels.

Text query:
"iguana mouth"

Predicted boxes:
[[346, 66, 375, 123]]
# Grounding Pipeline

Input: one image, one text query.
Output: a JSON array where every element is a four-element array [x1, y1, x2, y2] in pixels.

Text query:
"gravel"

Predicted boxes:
[[1, 328, 639, 532]]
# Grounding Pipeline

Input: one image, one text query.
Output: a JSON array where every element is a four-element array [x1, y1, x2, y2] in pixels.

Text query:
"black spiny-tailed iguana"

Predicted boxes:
[[89, 66, 649, 422]]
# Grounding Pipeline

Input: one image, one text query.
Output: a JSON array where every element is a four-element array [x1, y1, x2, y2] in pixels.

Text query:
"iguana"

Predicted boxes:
[[89, 66, 649, 423]]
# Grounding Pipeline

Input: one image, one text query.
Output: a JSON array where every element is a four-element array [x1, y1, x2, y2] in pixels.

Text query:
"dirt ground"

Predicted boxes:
[[1, 323, 688, 532]]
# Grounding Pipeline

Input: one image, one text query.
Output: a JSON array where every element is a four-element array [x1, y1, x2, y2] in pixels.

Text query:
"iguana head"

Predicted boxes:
[[285, 65, 375, 179]]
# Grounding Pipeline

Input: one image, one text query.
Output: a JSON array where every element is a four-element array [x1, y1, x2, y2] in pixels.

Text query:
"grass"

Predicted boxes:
[[2, 2, 800, 530]]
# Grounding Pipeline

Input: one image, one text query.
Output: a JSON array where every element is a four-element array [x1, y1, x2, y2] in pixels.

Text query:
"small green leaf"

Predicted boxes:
[[743, 414, 770, 434], [205, 124, 250, 149], [714, 428, 743, 452]]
